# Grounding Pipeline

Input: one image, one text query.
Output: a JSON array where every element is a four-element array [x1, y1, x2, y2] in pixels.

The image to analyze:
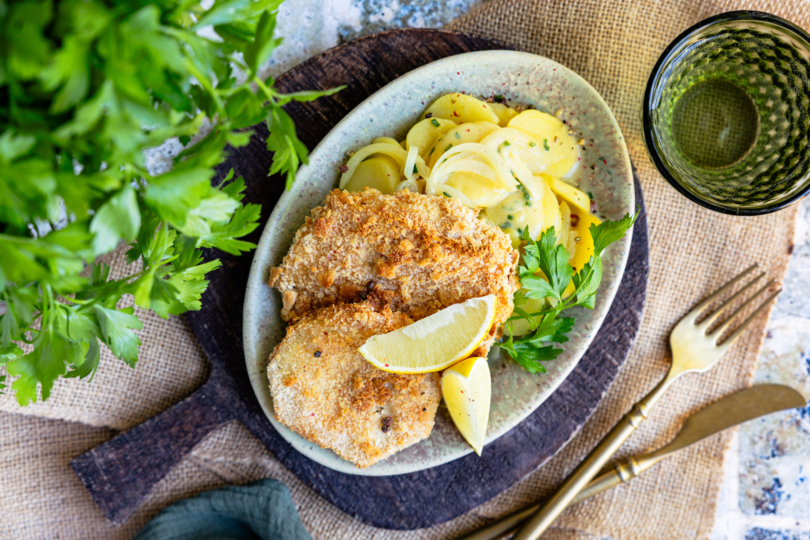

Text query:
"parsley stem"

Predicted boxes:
[[254, 77, 277, 103], [44, 285, 54, 333], [63, 295, 92, 306], [509, 255, 600, 324]]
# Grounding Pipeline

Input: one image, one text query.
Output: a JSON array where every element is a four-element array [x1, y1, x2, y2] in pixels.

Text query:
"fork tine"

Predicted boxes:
[[697, 271, 767, 329], [718, 288, 781, 347], [686, 264, 760, 321], [708, 280, 774, 336]]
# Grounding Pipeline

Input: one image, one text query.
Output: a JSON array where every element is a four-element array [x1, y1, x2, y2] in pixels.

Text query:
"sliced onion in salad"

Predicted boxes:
[[339, 143, 408, 189]]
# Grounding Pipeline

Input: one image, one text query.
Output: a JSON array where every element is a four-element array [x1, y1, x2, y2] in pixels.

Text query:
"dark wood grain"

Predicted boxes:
[[71, 29, 649, 530]]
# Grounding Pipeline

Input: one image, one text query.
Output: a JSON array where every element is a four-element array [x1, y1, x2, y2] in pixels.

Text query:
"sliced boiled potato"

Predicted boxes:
[[543, 173, 591, 214], [483, 191, 528, 246], [508, 110, 564, 138], [340, 142, 408, 189], [445, 171, 511, 208], [343, 155, 401, 194], [424, 93, 500, 124], [484, 180, 560, 246], [479, 128, 557, 174], [428, 121, 500, 168], [406, 117, 457, 160], [373, 136, 401, 147], [569, 207, 601, 274], [488, 102, 518, 127], [558, 200, 571, 249], [508, 110, 578, 177], [533, 173, 562, 238]]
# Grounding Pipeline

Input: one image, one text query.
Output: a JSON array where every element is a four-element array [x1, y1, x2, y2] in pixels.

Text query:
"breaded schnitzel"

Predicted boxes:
[[269, 189, 519, 355], [267, 301, 442, 468]]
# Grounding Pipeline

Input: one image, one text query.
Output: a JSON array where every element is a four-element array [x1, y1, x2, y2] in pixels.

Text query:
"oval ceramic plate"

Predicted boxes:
[[244, 51, 634, 476]]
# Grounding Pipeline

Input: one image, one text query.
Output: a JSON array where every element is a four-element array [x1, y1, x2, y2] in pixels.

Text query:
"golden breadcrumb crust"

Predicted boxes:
[[267, 301, 442, 469], [269, 189, 519, 354]]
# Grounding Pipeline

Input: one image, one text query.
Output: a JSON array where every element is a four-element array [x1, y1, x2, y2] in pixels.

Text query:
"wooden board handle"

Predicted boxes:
[[71, 374, 235, 525]]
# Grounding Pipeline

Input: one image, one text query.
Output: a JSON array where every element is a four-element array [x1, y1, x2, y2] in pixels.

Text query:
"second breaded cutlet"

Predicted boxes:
[[267, 301, 442, 468], [269, 189, 519, 355]]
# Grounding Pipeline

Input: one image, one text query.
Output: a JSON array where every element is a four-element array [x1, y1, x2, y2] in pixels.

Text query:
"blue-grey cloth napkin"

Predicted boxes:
[[134, 479, 312, 540]]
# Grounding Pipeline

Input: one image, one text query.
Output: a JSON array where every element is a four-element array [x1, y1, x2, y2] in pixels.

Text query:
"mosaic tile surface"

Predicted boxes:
[[745, 529, 810, 540], [336, 0, 486, 41], [712, 196, 810, 538]]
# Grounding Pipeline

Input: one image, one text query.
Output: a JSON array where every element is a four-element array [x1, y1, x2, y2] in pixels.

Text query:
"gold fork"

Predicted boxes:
[[511, 264, 781, 540]]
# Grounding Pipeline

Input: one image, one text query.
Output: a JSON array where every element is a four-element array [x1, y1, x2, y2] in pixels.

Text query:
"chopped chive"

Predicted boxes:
[[443, 192, 451, 197], [445, 144, 453, 152], [588, 191, 594, 200], [507, 214, 514, 220], [500, 222, 511, 229], [494, 94, 504, 103], [412, 164, 418, 174], [503, 141, 511, 147], [454, 132, 461, 139], [529, 142, 537, 147], [543, 139, 550, 151], [430, 118, 440, 127], [430, 146, 436, 155]]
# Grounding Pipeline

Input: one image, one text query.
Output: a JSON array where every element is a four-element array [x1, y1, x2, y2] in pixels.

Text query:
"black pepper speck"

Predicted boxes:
[[381, 417, 393, 433]]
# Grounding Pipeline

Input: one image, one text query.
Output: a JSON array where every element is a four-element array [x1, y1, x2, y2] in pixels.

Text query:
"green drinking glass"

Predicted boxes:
[[643, 11, 810, 215]]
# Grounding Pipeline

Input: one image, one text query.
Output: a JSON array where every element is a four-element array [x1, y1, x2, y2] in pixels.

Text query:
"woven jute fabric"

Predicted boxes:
[[0, 0, 806, 538], [0, 246, 211, 430]]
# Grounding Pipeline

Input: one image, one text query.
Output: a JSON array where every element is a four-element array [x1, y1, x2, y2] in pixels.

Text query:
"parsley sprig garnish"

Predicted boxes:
[[501, 212, 638, 373], [0, 0, 341, 404]]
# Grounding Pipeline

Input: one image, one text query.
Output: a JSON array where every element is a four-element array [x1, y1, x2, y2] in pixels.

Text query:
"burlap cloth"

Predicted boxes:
[[0, 0, 806, 538]]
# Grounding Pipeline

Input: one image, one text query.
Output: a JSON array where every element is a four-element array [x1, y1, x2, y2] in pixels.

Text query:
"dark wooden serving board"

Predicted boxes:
[[71, 29, 649, 530]]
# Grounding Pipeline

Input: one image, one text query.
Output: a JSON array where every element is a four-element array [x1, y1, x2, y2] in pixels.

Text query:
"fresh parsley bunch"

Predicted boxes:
[[0, 0, 339, 405], [502, 213, 638, 373]]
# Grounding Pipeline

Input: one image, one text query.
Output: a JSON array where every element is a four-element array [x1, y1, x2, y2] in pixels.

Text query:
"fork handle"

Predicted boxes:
[[570, 452, 666, 504], [511, 372, 676, 540], [457, 453, 666, 540]]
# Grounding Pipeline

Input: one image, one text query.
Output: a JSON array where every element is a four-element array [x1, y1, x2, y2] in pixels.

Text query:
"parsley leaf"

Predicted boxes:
[[94, 306, 142, 367], [7, 331, 81, 405], [0, 0, 341, 404], [502, 212, 638, 372], [0, 344, 23, 364], [90, 186, 141, 255], [520, 227, 572, 302], [65, 338, 101, 381]]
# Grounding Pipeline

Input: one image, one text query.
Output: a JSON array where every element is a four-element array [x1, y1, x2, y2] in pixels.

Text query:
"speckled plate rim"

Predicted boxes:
[[244, 50, 634, 476]]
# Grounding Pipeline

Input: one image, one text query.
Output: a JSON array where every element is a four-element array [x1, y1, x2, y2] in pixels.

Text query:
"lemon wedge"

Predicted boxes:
[[359, 295, 496, 374], [442, 357, 491, 455]]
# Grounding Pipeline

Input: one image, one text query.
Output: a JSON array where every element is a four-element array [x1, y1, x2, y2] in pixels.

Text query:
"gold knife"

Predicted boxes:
[[458, 384, 806, 540]]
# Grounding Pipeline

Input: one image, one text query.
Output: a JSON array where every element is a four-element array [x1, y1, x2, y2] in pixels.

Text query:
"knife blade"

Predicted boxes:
[[458, 384, 806, 540], [646, 383, 806, 460]]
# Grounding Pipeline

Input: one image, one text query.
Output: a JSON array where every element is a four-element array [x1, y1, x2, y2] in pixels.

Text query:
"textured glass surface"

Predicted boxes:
[[647, 15, 810, 211]]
